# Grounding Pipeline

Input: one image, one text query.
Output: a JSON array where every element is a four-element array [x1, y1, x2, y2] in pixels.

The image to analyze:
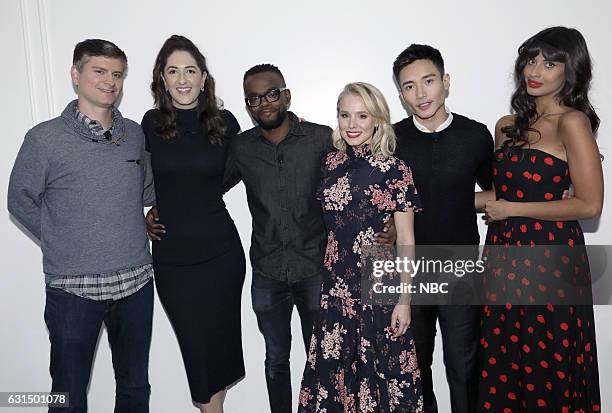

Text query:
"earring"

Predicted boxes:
[[200, 85, 205, 92]]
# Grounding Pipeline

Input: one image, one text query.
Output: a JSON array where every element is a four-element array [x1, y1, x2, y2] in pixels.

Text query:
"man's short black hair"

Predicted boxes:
[[73, 39, 127, 72], [393, 44, 445, 82], [243, 64, 286, 86]]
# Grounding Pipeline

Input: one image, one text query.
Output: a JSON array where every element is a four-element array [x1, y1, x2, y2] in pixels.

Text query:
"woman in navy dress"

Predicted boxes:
[[143, 35, 245, 413], [475, 27, 603, 412], [299, 82, 423, 412]]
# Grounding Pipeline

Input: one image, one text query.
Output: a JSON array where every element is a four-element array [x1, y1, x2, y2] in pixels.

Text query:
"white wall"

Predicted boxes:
[[1, 0, 611, 411]]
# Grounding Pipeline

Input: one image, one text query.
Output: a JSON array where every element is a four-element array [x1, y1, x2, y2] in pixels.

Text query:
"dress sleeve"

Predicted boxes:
[[387, 158, 422, 213], [140, 111, 156, 206], [141, 110, 154, 152], [222, 136, 242, 193]]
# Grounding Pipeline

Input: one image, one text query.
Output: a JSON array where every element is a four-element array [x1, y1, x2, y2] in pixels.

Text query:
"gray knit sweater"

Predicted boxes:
[[8, 100, 155, 276]]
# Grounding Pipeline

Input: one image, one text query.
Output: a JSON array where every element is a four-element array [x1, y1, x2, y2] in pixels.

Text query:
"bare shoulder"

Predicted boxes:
[[496, 114, 515, 130], [555, 110, 600, 165], [558, 110, 591, 132], [557, 110, 594, 145], [494, 114, 515, 148]]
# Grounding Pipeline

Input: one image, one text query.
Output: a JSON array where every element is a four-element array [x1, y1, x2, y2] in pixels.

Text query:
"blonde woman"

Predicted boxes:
[[298, 83, 423, 412]]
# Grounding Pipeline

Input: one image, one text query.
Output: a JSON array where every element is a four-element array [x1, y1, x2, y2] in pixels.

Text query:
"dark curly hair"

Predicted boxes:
[[151, 35, 225, 144], [502, 26, 599, 150]]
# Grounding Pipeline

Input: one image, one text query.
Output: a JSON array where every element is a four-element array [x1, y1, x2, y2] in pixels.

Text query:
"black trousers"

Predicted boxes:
[[411, 304, 480, 413]]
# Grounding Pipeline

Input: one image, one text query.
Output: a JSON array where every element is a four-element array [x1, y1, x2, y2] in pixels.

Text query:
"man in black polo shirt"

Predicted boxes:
[[392, 44, 493, 413]]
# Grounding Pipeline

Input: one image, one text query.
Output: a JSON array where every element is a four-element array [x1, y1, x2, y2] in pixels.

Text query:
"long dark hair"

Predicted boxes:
[[502, 26, 599, 149], [151, 35, 225, 144]]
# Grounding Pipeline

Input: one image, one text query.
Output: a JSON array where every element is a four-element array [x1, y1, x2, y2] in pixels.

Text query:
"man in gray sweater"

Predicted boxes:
[[8, 39, 155, 413]]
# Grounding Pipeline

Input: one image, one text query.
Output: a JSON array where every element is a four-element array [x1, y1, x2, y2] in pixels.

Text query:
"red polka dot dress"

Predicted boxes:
[[477, 148, 601, 412]]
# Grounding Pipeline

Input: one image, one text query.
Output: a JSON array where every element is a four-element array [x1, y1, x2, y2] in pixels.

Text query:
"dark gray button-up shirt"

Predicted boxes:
[[224, 112, 334, 282]]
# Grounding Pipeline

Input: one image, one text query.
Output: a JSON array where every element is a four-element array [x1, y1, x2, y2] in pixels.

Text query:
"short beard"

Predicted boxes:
[[257, 108, 288, 130]]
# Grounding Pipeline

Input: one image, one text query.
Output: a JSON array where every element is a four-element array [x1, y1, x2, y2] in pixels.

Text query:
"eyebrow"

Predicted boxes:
[[91, 66, 124, 74], [246, 87, 282, 97], [166, 65, 198, 70], [338, 110, 369, 114], [403, 73, 437, 86]]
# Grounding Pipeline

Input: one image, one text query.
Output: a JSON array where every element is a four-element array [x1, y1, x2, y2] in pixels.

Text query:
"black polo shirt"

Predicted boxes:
[[224, 112, 334, 282], [394, 113, 493, 245]]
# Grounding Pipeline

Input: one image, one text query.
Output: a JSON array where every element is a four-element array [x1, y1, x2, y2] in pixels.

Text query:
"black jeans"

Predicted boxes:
[[411, 304, 480, 413], [44, 280, 153, 413], [251, 272, 321, 413]]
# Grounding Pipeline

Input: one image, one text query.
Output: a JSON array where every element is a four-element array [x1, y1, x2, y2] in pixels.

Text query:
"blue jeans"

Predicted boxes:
[[44, 280, 153, 413], [251, 272, 321, 413]]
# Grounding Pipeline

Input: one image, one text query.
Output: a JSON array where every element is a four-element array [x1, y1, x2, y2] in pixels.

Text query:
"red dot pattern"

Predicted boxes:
[[478, 149, 600, 411]]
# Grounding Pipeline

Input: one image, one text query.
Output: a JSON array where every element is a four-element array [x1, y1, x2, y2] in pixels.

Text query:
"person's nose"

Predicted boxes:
[[104, 72, 115, 86], [416, 84, 426, 99], [348, 115, 357, 129], [527, 62, 543, 78]]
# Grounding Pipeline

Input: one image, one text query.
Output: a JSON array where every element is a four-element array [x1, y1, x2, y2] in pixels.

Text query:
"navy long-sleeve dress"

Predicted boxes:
[[142, 108, 246, 404]]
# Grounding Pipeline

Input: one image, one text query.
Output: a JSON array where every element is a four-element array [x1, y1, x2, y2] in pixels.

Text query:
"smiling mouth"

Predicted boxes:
[[417, 102, 432, 110], [345, 131, 362, 139], [527, 80, 543, 88], [259, 109, 276, 117]]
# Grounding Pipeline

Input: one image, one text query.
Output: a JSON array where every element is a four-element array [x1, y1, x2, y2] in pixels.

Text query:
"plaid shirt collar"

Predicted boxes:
[[73, 105, 118, 138]]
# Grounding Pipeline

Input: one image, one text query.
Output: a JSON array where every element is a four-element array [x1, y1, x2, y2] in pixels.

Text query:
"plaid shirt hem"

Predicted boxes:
[[47, 264, 153, 301]]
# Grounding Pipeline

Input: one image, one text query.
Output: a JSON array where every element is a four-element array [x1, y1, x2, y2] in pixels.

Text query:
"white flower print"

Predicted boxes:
[[328, 277, 357, 319], [352, 227, 375, 256], [324, 231, 339, 271], [321, 322, 347, 360], [307, 334, 318, 369], [324, 175, 352, 211], [325, 150, 348, 170], [360, 336, 371, 364], [316, 383, 329, 405], [320, 293, 329, 309], [368, 155, 393, 172], [387, 378, 407, 411], [358, 378, 378, 412]]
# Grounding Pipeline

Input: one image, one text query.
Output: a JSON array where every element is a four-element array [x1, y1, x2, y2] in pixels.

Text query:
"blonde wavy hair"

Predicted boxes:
[[332, 82, 396, 157]]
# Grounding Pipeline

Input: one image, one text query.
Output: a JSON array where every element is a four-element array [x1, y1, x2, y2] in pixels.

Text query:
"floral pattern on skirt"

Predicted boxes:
[[299, 144, 424, 413]]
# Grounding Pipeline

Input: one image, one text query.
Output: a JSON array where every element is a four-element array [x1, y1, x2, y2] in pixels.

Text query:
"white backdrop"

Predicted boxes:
[[1, 0, 611, 412]]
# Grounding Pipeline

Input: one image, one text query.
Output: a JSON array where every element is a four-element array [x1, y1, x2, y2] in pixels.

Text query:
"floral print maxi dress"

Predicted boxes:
[[299, 143, 424, 413]]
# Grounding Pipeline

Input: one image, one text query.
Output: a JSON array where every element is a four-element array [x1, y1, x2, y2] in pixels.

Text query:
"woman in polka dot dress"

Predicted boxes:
[[475, 27, 603, 412]]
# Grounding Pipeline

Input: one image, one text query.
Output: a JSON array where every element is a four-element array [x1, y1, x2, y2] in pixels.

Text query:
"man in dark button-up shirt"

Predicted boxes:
[[223, 64, 333, 413], [224, 107, 333, 284]]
